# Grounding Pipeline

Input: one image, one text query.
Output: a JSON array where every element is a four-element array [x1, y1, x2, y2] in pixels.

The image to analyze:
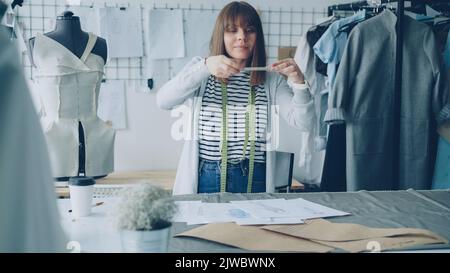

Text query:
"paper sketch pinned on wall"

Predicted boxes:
[[148, 9, 184, 59], [185, 10, 219, 57], [145, 58, 170, 92], [67, 6, 100, 35], [99, 7, 143, 58], [98, 80, 127, 129], [66, 0, 81, 6], [171, 10, 219, 77]]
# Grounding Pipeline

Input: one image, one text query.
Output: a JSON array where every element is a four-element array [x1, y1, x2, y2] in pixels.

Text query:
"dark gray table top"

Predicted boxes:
[[169, 189, 450, 252]]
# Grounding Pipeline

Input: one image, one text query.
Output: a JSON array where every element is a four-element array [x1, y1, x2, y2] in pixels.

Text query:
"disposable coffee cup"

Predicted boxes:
[[68, 176, 95, 217]]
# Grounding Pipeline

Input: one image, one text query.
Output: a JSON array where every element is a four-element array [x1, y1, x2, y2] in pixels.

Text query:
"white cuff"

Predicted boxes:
[[287, 78, 309, 90]]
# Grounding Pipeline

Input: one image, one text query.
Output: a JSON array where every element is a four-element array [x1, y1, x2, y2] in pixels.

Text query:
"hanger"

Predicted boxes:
[[337, 9, 370, 34], [316, 15, 337, 25], [428, 2, 450, 18], [433, 16, 450, 27], [338, 18, 365, 34], [386, 0, 395, 11], [351, 3, 356, 15], [334, 0, 399, 35]]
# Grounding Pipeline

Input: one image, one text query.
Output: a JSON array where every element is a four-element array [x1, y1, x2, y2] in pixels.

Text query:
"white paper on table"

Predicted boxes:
[[187, 203, 252, 225], [284, 198, 351, 220], [230, 199, 296, 218], [173, 201, 203, 223], [68, 6, 100, 35], [187, 201, 304, 225], [231, 198, 350, 220], [99, 7, 143, 58], [148, 9, 184, 59], [98, 80, 127, 129], [236, 217, 304, 226]]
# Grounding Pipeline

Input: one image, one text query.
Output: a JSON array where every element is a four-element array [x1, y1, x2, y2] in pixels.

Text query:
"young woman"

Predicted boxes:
[[157, 1, 315, 195]]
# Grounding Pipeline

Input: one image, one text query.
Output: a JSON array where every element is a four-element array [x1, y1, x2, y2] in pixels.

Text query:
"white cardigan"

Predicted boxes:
[[157, 57, 316, 195]]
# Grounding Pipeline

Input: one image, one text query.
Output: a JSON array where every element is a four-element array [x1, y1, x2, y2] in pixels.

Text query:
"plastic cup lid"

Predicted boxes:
[[68, 176, 96, 186]]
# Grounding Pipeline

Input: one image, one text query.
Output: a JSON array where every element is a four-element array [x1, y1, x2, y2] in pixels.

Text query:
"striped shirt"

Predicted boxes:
[[199, 72, 268, 163]]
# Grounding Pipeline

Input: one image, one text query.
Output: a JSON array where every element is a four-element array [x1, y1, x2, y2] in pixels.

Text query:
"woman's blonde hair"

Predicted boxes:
[[209, 1, 266, 86]]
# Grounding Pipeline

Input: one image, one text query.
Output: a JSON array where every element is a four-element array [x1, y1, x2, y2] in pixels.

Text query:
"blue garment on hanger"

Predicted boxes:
[[432, 31, 450, 189], [312, 10, 366, 150], [313, 10, 366, 91], [433, 137, 450, 189]]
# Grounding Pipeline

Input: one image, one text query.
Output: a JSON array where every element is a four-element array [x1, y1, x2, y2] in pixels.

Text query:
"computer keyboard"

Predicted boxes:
[[93, 185, 129, 198]]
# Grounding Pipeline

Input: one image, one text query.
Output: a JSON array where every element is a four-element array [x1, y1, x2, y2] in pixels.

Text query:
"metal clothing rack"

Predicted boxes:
[[393, 0, 404, 190], [328, 0, 450, 17]]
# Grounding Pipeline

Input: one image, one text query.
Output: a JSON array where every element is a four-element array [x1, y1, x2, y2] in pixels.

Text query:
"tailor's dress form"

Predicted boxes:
[[33, 32, 115, 177]]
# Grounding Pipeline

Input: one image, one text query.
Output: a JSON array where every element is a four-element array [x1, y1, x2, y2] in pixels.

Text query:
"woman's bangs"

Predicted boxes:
[[223, 7, 255, 29]]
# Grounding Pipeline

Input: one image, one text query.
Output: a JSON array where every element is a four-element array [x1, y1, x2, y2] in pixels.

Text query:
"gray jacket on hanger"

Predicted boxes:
[[324, 10, 450, 191]]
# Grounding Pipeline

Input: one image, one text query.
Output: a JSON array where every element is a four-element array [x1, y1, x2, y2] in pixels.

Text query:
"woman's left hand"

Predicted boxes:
[[270, 58, 305, 84]]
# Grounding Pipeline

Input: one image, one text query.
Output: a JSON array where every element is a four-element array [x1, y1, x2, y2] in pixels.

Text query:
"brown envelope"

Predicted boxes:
[[175, 222, 334, 253], [263, 218, 447, 242], [262, 219, 448, 252], [310, 235, 446, 253]]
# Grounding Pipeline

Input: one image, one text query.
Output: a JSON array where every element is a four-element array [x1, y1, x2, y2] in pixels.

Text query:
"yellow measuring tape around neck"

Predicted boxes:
[[220, 82, 256, 193]]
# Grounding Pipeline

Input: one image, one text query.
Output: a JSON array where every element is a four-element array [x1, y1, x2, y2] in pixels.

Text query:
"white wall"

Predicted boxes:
[[114, 86, 182, 171]]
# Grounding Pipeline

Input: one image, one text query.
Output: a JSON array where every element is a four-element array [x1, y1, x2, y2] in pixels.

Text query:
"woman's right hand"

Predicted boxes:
[[205, 55, 241, 78]]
